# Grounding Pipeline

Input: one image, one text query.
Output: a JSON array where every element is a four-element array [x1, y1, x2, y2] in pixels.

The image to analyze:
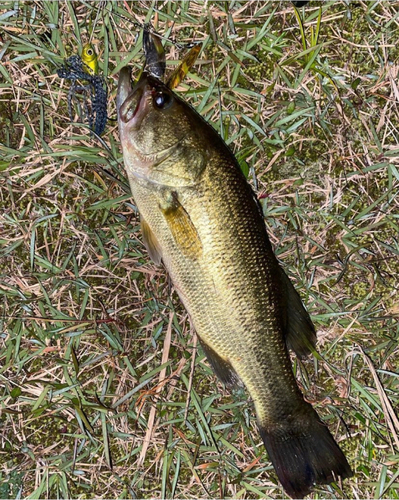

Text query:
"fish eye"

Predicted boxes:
[[153, 91, 172, 109]]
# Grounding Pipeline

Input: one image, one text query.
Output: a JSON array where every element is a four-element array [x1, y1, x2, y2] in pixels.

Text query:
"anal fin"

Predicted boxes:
[[278, 266, 317, 359]]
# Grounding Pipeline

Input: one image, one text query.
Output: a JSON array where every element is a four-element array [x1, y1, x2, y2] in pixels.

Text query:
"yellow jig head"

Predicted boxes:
[[81, 43, 98, 75]]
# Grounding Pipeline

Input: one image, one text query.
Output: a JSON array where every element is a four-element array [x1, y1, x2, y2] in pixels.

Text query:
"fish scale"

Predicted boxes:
[[117, 69, 353, 498], [131, 141, 310, 422], [198, 161, 302, 418]]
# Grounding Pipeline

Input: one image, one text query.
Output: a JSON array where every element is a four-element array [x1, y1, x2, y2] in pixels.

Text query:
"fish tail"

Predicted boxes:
[[259, 408, 353, 498]]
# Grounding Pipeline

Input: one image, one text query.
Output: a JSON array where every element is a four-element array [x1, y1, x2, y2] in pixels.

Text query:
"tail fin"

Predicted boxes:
[[259, 409, 353, 498]]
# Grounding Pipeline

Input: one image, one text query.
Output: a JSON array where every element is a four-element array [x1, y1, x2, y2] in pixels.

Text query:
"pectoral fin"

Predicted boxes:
[[198, 336, 243, 389], [141, 216, 162, 264], [160, 192, 202, 260], [279, 266, 317, 358]]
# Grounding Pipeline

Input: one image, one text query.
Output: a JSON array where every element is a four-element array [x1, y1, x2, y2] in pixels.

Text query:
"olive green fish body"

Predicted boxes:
[[130, 157, 304, 421], [117, 69, 352, 498]]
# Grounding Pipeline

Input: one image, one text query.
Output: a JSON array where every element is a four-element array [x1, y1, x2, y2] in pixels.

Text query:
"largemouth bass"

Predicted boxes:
[[117, 68, 353, 498]]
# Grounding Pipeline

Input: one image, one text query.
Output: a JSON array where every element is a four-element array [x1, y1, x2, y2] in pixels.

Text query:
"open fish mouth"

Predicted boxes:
[[116, 67, 132, 114], [117, 69, 151, 130]]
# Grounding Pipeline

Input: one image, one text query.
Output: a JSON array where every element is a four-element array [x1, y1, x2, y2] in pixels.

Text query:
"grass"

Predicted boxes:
[[1, 0, 399, 498]]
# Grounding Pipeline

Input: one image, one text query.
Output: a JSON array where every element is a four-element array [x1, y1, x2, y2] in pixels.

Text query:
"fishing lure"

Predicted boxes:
[[142, 26, 201, 89], [91, 4, 195, 51], [142, 26, 166, 79], [166, 44, 201, 89], [81, 43, 99, 75], [57, 44, 108, 136]]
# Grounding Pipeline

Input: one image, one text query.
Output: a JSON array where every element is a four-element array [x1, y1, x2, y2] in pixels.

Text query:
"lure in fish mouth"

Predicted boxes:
[[117, 37, 353, 498]]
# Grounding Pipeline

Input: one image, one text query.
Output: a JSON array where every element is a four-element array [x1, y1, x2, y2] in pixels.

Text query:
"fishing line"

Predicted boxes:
[[82, 0, 196, 51]]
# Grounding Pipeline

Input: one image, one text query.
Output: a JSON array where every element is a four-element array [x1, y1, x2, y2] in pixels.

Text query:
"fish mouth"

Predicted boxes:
[[116, 67, 132, 114], [117, 68, 151, 130]]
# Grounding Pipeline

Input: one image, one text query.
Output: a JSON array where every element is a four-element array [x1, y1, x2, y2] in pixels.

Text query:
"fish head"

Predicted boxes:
[[117, 68, 208, 187]]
